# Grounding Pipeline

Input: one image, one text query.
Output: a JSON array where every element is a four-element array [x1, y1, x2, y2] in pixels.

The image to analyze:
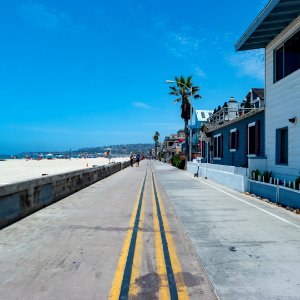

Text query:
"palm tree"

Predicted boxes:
[[153, 131, 159, 159], [168, 75, 201, 164]]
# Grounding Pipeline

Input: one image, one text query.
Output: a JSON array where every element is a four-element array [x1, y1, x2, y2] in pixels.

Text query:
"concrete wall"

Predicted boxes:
[[265, 16, 300, 180], [248, 157, 267, 176], [187, 162, 248, 192], [0, 161, 130, 228]]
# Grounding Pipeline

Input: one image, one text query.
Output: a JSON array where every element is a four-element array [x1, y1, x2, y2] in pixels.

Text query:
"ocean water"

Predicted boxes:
[[0, 155, 11, 160]]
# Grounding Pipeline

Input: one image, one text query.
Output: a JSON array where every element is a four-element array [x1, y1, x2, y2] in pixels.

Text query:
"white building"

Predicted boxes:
[[236, 0, 300, 181]]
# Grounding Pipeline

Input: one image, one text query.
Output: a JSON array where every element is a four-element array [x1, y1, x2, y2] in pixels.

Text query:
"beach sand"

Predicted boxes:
[[0, 157, 129, 185]]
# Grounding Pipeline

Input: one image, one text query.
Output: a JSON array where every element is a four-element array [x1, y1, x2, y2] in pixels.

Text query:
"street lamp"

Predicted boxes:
[[166, 80, 194, 161]]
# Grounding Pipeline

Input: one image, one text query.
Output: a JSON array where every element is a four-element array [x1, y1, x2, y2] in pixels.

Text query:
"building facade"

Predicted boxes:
[[163, 130, 185, 161], [203, 108, 265, 167], [236, 0, 300, 181]]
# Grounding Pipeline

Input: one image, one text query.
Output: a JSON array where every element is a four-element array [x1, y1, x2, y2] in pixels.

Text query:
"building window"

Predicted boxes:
[[213, 134, 223, 159], [276, 127, 288, 164], [274, 29, 300, 82], [229, 129, 238, 151], [247, 121, 260, 156]]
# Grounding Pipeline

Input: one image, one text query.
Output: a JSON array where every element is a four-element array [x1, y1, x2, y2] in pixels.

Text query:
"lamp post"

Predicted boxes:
[[166, 80, 193, 161]]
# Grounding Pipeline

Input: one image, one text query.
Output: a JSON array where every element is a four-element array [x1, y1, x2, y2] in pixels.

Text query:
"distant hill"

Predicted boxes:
[[77, 143, 154, 155], [7, 143, 155, 158]]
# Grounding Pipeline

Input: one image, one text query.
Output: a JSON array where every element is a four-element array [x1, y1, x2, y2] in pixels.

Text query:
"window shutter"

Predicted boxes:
[[220, 135, 223, 158], [236, 130, 239, 150], [255, 120, 260, 155], [228, 132, 231, 149]]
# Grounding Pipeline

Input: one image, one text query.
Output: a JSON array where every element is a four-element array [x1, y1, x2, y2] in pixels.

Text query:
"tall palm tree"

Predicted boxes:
[[153, 131, 160, 159], [169, 75, 201, 164]]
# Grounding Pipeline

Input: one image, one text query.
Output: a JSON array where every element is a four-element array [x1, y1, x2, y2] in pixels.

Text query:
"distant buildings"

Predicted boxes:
[[163, 130, 185, 162]]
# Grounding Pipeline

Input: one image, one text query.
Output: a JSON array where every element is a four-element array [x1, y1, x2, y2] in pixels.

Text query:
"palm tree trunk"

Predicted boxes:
[[184, 119, 188, 170]]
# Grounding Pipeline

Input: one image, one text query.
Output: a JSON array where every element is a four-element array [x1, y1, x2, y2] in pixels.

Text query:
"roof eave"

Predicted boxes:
[[235, 0, 281, 51]]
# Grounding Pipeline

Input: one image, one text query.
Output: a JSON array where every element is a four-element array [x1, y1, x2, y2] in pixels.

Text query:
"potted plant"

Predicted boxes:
[[263, 171, 272, 183], [252, 169, 261, 181]]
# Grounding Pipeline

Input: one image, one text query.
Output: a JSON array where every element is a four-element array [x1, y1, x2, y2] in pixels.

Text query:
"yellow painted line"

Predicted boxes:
[[128, 189, 145, 297], [108, 182, 143, 300], [152, 178, 170, 300], [153, 173, 190, 299]]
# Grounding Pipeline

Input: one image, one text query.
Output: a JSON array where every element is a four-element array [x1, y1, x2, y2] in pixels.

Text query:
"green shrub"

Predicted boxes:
[[171, 154, 185, 170]]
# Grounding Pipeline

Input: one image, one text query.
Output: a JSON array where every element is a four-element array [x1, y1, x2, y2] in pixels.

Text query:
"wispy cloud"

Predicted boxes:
[[17, 1, 84, 33], [194, 67, 207, 79], [153, 14, 169, 29], [165, 31, 207, 58], [227, 49, 264, 81], [132, 101, 153, 110]]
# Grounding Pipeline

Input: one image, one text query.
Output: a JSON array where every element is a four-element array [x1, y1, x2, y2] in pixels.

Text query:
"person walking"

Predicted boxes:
[[130, 154, 134, 167], [136, 154, 140, 167]]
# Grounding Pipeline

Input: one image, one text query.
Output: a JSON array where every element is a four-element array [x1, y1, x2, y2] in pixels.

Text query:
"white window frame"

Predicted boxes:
[[248, 122, 256, 157], [213, 133, 221, 160], [230, 128, 237, 152]]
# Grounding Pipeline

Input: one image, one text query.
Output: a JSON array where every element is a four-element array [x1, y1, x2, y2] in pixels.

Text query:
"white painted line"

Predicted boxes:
[[184, 173, 300, 230]]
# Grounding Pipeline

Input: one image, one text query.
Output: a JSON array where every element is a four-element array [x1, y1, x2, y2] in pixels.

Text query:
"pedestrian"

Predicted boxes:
[[136, 154, 140, 167], [130, 154, 134, 167]]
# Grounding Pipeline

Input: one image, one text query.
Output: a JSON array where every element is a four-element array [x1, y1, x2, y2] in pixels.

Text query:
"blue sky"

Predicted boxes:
[[0, 0, 269, 154]]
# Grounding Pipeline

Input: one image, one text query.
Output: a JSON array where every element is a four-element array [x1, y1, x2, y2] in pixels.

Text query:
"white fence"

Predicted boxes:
[[187, 162, 248, 192]]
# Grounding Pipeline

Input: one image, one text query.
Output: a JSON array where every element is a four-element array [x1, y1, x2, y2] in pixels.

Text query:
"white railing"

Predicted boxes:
[[208, 107, 253, 124]]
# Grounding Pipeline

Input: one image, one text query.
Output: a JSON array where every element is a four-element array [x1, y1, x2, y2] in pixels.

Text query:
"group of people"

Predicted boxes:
[[130, 154, 141, 167]]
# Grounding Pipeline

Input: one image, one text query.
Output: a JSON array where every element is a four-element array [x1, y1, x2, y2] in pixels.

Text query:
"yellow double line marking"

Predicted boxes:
[[109, 168, 189, 299], [152, 172, 189, 300], [108, 174, 146, 299]]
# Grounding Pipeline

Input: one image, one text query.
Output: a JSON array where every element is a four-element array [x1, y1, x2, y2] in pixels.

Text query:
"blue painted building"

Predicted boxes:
[[191, 110, 213, 157], [201, 105, 265, 168]]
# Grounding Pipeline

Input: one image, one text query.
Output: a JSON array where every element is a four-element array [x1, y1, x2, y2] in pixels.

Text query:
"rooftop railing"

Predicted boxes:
[[207, 106, 256, 124]]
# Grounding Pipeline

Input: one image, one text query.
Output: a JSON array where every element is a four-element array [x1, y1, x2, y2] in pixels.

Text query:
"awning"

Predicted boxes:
[[235, 0, 300, 51]]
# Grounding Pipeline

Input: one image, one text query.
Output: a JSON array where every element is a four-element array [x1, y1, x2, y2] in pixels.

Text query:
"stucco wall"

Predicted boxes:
[[0, 161, 130, 228]]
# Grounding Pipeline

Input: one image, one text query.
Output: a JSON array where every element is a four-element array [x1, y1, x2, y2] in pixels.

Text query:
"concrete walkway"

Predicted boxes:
[[154, 161, 300, 300], [0, 161, 217, 300], [1, 160, 300, 299]]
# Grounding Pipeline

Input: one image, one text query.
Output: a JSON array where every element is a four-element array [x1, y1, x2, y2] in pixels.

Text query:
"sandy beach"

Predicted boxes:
[[0, 157, 129, 185]]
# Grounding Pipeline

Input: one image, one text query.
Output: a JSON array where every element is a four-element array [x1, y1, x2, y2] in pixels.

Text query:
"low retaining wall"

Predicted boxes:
[[249, 179, 300, 209], [0, 161, 130, 228], [187, 162, 248, 192]]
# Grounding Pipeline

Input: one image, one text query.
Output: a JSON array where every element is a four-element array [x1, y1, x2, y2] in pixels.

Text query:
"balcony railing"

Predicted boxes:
[[207, 107, 255, 124]]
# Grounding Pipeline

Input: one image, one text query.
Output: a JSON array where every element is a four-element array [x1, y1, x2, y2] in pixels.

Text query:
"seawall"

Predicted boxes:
[[0, 161, 130, 229]]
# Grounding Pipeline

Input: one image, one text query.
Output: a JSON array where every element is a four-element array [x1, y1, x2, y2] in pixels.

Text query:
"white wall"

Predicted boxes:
[[265, 16, 300, 180], [187, 162, 248, 192]]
